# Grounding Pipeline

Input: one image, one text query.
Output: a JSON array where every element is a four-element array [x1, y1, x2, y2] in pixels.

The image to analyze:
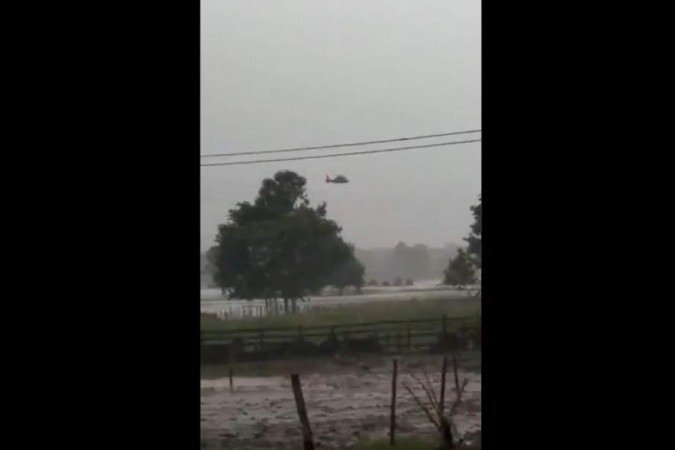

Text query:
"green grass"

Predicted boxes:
[[201, 296, 480, 331], [201, 355, 387, 378], [201, 313, 229, 330]]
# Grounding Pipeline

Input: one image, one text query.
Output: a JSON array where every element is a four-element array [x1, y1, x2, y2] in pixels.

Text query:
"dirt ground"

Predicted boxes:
[[201, 353, 481, 449]]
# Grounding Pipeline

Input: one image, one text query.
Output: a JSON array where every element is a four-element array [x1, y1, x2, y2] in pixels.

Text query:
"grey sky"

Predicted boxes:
[[201, 0, 481, 251]]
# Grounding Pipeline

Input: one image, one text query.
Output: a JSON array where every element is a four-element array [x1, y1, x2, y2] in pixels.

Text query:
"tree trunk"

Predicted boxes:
[[440, 418, 455, 449], [283, 298, 289, 314]]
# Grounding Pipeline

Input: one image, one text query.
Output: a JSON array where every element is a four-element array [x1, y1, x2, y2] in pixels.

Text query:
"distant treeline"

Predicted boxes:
[[201, 241, 459, 289], [355, 242, 459, 284], [201, 252, 215, 288]]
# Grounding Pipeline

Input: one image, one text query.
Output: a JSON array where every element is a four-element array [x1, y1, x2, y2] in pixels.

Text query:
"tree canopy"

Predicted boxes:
[[385, 242, 432, 281], [211, 171, 364, 304], [444, 195, 481, 287], [444, 249, 476, 286], [465, 195, 481, 267]]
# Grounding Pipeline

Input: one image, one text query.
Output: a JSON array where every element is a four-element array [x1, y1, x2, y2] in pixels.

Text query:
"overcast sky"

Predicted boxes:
[[201, 0, 481, 251]]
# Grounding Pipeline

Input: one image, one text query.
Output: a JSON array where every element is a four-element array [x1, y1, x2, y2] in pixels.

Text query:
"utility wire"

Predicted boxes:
[[201, 129, 481, 158], [201, 139, 481, 167]]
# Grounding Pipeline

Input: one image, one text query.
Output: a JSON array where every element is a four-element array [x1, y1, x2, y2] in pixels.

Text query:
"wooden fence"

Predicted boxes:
[[201, 315, 480, 364]]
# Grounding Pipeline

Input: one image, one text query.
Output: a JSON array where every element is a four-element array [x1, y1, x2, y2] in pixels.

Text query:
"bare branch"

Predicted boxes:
[[410, 373, 441, 417], [402, 382, 441, 431], [449, 378, 470, 416], [422, 370, 440, 414]]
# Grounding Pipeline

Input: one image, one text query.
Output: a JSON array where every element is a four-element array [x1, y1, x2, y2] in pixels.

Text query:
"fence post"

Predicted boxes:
[[389, 359, 398, 446], [229, 366, 233, 393], [452, 354, 460, 394], [407, 325, 412, 351], [290, 374, 315, 450]]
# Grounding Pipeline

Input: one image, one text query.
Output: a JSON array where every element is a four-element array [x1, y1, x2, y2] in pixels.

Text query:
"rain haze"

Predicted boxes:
[[201, 0, 481, 252], [201, 3, 482, 448]]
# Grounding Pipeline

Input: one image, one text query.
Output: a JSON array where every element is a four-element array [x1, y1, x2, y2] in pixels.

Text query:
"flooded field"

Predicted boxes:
[[201, 282, 480, 319], [201, 353, 481, 449]]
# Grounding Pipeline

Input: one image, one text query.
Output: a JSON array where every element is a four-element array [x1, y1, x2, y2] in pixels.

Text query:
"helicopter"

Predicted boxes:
[[326, 174, 349, 184]]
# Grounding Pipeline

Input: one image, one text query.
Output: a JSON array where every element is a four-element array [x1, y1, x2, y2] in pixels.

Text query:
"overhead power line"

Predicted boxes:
[[200, 138, 481, 167], [201, 129, 481, 158]]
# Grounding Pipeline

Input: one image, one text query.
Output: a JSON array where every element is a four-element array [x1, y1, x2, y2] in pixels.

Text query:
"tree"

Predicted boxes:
[[211, 171, 363, 312], [386, 242, 432, 281], [410, 244, 432, 279], [444, 249, 476, 287], [465, 196, 481, 268], [204, 246, 221, 292], [330, 256, 365, 295], [443, 196, 481, 290]]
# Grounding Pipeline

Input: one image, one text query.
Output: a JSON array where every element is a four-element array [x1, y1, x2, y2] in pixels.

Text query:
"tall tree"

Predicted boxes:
[[386, 242, 432, 281], [465, 195, 481, 268], [444, 196, 481, 288], [410, 244, 432, 279], [330, 254, 365, 295], [212, 171, 363, 312], [444, 249, 476, 287]]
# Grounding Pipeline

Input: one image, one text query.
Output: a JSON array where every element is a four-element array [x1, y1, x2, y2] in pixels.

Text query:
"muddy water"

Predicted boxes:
[[201, 286, 478, 319], [201, 355, 481, 449]]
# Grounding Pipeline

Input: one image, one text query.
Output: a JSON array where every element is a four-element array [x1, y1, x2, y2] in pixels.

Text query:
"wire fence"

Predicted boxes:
[[201, 315, 480, 364]]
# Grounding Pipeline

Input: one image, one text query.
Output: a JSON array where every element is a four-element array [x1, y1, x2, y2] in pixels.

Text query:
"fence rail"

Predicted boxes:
[[201, 315, 480, 363]]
